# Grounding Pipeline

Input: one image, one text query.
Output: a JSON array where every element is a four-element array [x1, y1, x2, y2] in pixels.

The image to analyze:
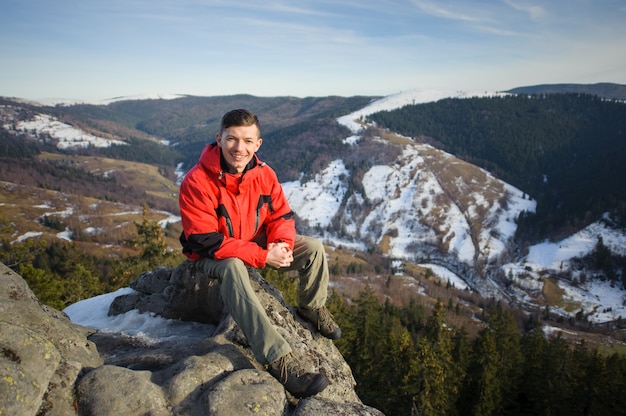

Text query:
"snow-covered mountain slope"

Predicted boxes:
[[337, 89, 508, 134], [1, 105, 127, 149], [288, 89, 626, 324], [284, 140, 535, 267]]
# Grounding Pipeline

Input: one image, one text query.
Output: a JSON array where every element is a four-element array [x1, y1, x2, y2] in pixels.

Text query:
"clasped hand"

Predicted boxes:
[[266, 242, 293, 269]]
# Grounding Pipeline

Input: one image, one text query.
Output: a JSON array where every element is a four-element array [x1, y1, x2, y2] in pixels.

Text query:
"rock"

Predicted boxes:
[[76, 365, 170, 416], [0, 262, 102, 416], [204, 369, 288, 415], [109, 263, 224, 324], [0, 260, 385, 415], [294, 397, 386, 415]]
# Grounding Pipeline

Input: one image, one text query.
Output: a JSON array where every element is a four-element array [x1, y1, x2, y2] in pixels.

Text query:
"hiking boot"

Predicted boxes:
[[298, 306, 342, 340], [268, 353, 329, 398]]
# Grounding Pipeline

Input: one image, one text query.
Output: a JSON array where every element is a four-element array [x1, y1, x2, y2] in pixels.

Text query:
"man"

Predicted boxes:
[[179, 108, 341, 398]]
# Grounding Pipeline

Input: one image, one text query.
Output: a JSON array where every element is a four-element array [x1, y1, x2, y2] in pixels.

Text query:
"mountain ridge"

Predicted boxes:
[[505, 82, 626, 100]]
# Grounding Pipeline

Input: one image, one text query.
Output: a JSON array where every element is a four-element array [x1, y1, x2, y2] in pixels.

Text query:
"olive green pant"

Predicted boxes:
[[196, 235, 329, 365]]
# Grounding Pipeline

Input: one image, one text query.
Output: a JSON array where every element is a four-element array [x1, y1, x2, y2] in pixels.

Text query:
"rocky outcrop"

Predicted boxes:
[[0, 261, 384, 415], [0, 262, 102, 416]]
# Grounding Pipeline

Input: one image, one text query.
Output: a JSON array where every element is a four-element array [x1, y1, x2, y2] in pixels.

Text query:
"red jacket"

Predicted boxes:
[[179, 143, 296, 267]]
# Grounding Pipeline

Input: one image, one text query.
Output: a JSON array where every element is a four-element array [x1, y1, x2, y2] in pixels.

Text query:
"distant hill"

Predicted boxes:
[[44, 94, 378, 181], [505, 82, 626, 100]]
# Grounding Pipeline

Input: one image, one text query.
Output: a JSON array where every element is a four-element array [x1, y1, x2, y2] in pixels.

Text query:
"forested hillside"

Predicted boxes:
[[367, 93, 626, 241], [55, 94, 376, 180]]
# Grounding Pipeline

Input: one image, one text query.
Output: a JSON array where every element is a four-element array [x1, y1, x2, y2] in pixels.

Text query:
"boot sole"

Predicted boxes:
[[292, 373, 330, 398]]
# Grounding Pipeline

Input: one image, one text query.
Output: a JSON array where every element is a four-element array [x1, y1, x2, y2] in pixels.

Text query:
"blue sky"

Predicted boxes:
[[1, 0, 625, 100]]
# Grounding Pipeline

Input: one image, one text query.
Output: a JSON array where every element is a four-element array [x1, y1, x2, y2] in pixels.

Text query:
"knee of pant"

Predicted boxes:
[[306, 237, 325, 258], [298, 235, 322, 252], [220, 258, 248, 284]]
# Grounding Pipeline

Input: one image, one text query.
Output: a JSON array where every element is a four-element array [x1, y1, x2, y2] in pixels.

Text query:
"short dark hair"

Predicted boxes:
[[220, 109, 260, 134]]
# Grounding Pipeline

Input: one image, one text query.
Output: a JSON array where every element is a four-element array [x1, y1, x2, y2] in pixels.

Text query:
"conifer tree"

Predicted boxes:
[[17, 263, 65, 310], [518, 328, 548, 415], [414, 301, 459, 416], [63, 262, 102, 306], [133, 204, 169, 268], [378, 318, 420, 415], [487, 305, 523, 414], [349, 284, 385, 405], [111, 204, 182, 289]]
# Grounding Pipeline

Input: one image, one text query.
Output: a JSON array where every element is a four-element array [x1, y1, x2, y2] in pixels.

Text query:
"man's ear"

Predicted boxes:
[[215, 133, 222, 144], [255, 137, 263, 152]]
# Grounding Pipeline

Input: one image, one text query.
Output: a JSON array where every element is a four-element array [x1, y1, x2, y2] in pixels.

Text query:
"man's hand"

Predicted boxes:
[[266, 242, 293, 269]]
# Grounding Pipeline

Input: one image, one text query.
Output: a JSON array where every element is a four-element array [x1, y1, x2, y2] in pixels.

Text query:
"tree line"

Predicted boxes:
[[262, 268, 626, 416], [329, 287, 625, 416]]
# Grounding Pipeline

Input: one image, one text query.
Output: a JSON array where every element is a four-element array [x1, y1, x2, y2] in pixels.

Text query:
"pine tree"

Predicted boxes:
[[487, 306, 523, 415], [414, 301, 459, 416], [62, 262, 102, 306], [349, 284, 385, 406], [133, 204, 169, 268], [17, 263, 65, 310], [110, 204, 182, 289], [518, 328, 548, 415], [469, 328, 502, 416], [378, 317, 420, 415]]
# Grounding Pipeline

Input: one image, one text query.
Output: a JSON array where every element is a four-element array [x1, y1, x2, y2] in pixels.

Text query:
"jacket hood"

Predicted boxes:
[[199, 143, 263, 178]]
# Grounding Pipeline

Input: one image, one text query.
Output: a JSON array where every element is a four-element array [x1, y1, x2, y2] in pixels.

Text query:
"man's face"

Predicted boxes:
[[216, 125, 262, 173]]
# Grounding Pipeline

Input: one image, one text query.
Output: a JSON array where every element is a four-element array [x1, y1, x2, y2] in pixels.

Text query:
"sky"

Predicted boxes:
[[1, 0, 625, 101]]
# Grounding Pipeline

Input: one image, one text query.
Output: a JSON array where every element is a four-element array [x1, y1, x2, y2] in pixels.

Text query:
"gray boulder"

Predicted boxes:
[[0, 262, 102, 416], [0, 260, 385, 415]]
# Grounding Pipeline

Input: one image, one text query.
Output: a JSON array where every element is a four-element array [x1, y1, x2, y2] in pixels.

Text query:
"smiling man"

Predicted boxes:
[[178, 109, 341, 398]]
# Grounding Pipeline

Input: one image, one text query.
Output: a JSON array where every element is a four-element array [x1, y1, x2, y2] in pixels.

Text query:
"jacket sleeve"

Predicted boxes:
[[179, 174, 268, 267], [264, 179, 296, 250]]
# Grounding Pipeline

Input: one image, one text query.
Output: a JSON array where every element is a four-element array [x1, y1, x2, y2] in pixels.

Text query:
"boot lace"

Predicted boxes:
[[275, 353, 305, 384], [317, 307, 336, 332]]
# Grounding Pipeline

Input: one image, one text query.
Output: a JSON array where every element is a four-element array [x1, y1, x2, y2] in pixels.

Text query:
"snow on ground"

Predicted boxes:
[[12, 231, 43, 244], [337, 89, 506, 134], [419, 263, 470, 291], [156, 211, 182, 228], [502, 214, 626, 323], [11, 114, 127, 149], [282, 159, 349, 228], [498, 183, 536, 239], [27, 93, 187, 107], [57, 229, 72, 241], [64, 288, 215, 343], [560, 279, 626, 322], [526, 218, 626, 270]]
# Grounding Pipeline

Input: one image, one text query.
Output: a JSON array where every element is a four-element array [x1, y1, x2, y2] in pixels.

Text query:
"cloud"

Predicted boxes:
[[410, 0, 485, 23], [503, 0, 548, 21]]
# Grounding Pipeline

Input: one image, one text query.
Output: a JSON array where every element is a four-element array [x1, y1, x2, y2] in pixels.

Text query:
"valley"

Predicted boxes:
[[1, 89, 626, 353]]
